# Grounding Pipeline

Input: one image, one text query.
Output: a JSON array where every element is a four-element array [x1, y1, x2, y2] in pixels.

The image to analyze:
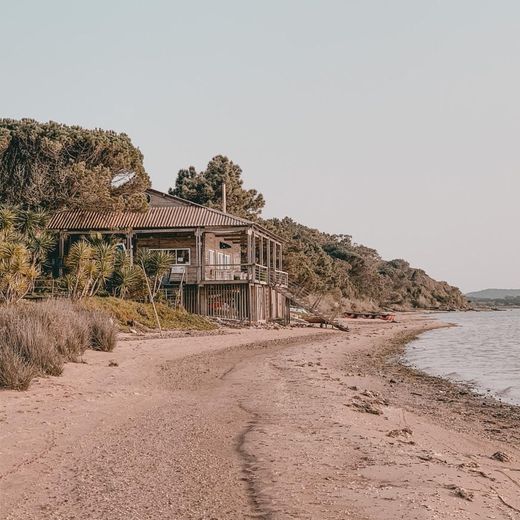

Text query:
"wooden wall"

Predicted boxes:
[[182, 283, 289, 324]]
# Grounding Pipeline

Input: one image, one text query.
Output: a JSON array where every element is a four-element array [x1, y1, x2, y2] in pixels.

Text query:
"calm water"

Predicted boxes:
[[405, 309, 520, 405]]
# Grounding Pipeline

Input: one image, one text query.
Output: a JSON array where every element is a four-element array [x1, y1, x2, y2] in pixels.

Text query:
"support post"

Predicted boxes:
[[200, 230, 206, 282], [58, 232, 66, 277], [195, 228, 202, 284], [126, 230, 134, 265], [267, 238, 271, 284]]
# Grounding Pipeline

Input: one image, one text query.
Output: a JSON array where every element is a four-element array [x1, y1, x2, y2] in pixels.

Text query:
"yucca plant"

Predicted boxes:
[[0, 206, 55, 304], [65, 240, 96, 299], [64, 238, 122, 299], [90, 242, 117, 296], [110, 251, 144, 299], [136, 248, 174, 299]]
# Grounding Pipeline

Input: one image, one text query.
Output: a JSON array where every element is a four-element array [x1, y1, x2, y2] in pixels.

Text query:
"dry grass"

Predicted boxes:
[[83, 309, 117, 352], [82, 297, 216, 331], [0, 300, 118, 390]]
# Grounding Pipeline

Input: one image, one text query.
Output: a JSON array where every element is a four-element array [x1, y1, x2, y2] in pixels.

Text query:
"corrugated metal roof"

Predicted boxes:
[[48, 205, 252, 231]]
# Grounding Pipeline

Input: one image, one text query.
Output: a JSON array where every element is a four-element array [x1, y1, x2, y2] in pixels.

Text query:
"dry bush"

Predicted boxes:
[[0, 307, 64, 378], [30, 300, 91, 362], [0, 344, 36, 391], [83, 309, 117, 352], [0, 300, 118, 390]]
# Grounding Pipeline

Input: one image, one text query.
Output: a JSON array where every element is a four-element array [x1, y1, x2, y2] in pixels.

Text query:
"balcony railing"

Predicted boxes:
[[164, 263, 288, 287]]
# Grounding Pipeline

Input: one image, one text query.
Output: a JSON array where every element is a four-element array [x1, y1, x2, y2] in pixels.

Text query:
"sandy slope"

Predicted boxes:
[[2, 316, 520, 519]]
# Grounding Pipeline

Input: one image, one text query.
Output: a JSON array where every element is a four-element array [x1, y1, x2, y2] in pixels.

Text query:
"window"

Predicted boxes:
[[149, 248, 190, 265], [217, 252, 231, 268], [207, 249, 216, 265]]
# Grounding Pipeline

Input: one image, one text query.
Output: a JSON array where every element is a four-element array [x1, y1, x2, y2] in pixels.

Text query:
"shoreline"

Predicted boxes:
[[382, 319, 520, 447], [2, 315, 520, 518]]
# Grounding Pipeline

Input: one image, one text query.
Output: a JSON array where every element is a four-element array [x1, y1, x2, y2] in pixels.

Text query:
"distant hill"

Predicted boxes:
[[466, 289, 520, 300]]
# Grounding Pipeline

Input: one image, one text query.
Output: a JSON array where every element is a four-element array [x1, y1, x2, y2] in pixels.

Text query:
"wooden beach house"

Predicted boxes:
[[48, 189, 290, 323]]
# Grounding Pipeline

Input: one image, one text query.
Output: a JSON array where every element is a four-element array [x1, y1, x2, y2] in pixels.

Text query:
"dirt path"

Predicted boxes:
[[2, 316, 520, 519]]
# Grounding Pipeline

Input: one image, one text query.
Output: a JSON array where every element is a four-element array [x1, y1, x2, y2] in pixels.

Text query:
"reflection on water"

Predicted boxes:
[[405, 309, 520, 405]]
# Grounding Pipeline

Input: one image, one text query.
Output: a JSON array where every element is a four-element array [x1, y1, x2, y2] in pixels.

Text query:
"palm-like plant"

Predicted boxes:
[[0, 206, 55, 304], [90, 242, 117, 296], [136, 248, 174, 299], [0, 207, 16, 234], [65, 240, 96, 299], [0, 242, 39, 303]]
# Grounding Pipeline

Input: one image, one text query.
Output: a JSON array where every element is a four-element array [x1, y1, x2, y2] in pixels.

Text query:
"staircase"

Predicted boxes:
[[274, 280, 349, 332]]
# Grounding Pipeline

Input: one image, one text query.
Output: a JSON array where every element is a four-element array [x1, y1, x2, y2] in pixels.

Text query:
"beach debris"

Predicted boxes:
[[349, 390, 388, 415], [351, 400, 382, 415], [492, 487, 520, 513], [387, 427, 413, 439], [418, 454, 433, 462], [108, 360, 119, 367], [348, 385, 358, 391], [491, 451, 511, 463], [458, 461, 479, 469], [469, 469, 496, 481], [446, 484, 474, 501]]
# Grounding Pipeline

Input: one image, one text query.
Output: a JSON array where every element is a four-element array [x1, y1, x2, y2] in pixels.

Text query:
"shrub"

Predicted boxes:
[[0, 300, 118, 390], [0, 344, 36, 391], [0, 306, 64, 378], [84, 310, 117, 352], [22, 300, 90, 362]]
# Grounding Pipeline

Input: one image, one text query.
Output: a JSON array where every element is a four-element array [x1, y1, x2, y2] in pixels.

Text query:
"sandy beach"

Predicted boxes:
[[2, 314, 520, 519]]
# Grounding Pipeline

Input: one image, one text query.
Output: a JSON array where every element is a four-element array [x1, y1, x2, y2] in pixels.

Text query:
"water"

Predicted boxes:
[[404, 309, 520, 405]]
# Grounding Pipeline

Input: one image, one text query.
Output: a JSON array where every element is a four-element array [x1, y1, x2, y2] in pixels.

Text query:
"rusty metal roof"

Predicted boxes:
[[48, 205, 252, 231]]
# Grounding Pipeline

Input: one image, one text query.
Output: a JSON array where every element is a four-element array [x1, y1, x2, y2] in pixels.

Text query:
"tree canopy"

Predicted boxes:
[[169, 155, 265, 219], [0, 119, 150, 211]]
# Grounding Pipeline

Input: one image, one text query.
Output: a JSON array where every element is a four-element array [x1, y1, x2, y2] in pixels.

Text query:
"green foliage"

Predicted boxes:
[[110, 255, 144, 299], [169, 155, 265, 219], [63, 240, 174, 302], [136, 248, 175, 299], [82, 296, 216, 331], [0, 119, 150, 211], [264, 217, 468, 310]]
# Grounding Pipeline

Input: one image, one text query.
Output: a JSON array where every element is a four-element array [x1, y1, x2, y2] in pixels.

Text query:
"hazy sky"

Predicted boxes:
[[1, 1, 519, 292]]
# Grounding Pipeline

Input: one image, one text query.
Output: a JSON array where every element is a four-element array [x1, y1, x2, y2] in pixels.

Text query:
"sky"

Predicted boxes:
[[1, 0, 519, 293]]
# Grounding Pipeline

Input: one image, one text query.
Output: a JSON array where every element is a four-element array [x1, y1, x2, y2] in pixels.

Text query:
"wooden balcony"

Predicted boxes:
[[165, 263, 288, 287]]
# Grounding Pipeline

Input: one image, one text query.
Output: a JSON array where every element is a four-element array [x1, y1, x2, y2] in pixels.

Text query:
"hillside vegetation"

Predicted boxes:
[[264, 218, 468, 311]]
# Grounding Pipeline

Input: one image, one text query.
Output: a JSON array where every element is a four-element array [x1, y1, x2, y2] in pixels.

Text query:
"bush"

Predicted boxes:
[[0, 306, 64, 378], [83, 310, 117, 352], [22, 300, 91, 362], [0, 300, 118, 390], [0, 344, 36, 391]]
